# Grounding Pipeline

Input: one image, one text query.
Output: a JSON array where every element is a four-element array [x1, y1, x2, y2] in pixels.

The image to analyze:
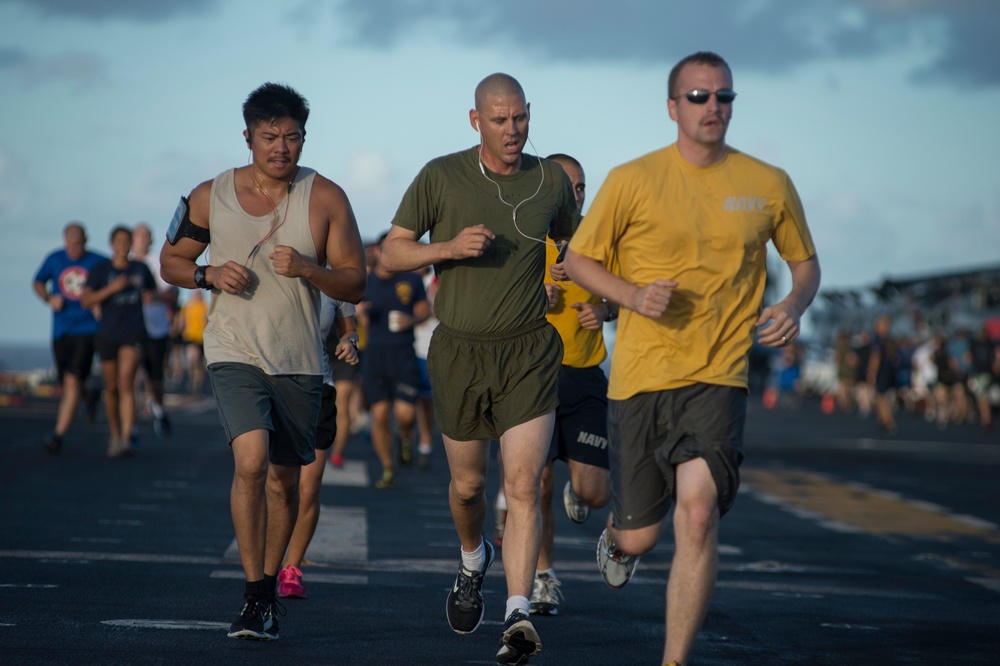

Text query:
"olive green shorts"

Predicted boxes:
[[428, 320, 562, 441]]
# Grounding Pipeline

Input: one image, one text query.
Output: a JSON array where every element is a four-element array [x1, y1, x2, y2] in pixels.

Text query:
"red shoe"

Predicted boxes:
[[493, 508, 507, 548], [277, 565, 306, 598], [329, 451, 344, 468]]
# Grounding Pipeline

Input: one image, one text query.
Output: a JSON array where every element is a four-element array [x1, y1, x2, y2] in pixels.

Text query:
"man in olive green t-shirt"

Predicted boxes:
[[381, 72, 576, 665]]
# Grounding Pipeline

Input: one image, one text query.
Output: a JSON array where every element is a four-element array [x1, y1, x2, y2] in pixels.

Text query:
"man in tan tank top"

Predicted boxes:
[[160, 82, 366, 642]]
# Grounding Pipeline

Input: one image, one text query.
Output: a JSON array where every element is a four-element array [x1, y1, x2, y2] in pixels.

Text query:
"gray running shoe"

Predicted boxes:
[[529, 571, 563, 616], [496, 609, 542, 664], [562, 481, 590, 523], [596, 528, 638, 589]]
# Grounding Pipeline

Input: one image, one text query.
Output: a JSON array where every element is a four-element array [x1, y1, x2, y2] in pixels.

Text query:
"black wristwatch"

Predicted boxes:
[[193, 265, 210, 289], [604, 302, 618, 322]]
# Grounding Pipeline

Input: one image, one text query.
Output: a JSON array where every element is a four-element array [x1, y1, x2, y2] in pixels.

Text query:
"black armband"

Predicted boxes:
[[166, 196, 211, 245]]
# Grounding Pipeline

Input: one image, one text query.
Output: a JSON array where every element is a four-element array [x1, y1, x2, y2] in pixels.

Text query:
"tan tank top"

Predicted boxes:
[[203, 167, 323, 375]]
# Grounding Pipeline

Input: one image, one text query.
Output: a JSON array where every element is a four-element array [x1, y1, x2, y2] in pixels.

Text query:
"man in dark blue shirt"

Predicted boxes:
[[360, 232, 429, 488]]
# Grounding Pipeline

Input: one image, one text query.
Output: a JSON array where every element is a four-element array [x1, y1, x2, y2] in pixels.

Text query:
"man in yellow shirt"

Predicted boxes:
[[531, 153, 613, 617], [565, 51, 821, 666]]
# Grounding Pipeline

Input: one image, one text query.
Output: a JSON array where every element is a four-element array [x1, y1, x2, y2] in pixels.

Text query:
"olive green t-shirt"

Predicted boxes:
[[391, 147, 577, 334]]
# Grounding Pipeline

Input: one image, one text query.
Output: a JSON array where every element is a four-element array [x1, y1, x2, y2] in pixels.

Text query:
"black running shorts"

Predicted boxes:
[[52, 334, 96, 383], [547, 364, 610, 469], [313, 383, 338, 451]]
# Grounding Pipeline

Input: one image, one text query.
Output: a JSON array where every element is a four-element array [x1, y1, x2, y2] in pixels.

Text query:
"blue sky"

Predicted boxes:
[[2, 0, 999, 345]]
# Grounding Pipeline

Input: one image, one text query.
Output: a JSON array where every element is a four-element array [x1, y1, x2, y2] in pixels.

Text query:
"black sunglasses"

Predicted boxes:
[[677, 88, 737, 105]]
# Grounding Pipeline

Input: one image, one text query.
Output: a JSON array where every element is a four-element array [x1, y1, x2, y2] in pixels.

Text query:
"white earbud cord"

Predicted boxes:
[[477, 138, 557, 249]]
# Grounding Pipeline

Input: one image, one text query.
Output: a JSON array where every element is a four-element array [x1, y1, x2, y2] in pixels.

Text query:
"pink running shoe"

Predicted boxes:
[[277, 565, 306, 599]]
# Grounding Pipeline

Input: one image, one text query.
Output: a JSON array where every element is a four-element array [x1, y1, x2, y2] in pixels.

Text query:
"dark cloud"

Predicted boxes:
[[0, 0, 217, 21], [0, 48, 107, 91], [334, 0, 1000, 87], [0, 47, 28, 67]]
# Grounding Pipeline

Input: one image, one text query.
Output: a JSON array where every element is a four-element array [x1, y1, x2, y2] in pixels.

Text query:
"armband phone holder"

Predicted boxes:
[[166, 196, 211, 245]]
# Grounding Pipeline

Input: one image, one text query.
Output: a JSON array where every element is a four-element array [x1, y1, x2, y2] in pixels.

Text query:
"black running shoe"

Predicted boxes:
[[43, 436, 62, 455], [227, 594, 270, 640], [153, 413, 171, 438], [445, 539, 495, 634], [496, 609, 542, 664], [262, 597, 285, 640]]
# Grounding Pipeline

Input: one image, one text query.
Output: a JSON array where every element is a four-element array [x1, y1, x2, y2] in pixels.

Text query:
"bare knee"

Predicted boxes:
[[297, 479, 320, 509], [504, 469, 541, 507], [612, 523, 662, 556], [451, 472, 486, 505], [673, 497, 719, 549], [570, 464, 610, 508], [267, 465, 300, 506]]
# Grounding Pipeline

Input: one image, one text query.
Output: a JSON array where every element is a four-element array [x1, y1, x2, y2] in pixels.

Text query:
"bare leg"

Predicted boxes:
[[54, 372, 84, 437], [230, 430, 270, 581], [663, 458, 720, 665], [498, 412, 554, 600], [442, 434, 490, 551], [101, 360, 121, 441], [330, 379, 355, 459], [537, 462, 555, 570], [117, 346, 142, 443], [369, 400, 394, 472], [264, 463, 300, 577], [394, 399, 417, 451], [874, 392, 896, 431], [567, 459, 610, 507], [282, 453, 325, 568], [416, 396, 435, 447]]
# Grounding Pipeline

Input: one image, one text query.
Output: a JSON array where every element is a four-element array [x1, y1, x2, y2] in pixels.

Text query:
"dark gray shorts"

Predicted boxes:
[[207, 362, 322, 466], [428, 320, 562, 441], [608, 384, 746, 529]]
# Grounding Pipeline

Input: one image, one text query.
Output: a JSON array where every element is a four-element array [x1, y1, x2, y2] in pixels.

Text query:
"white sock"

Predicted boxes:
[[505, 595, 530, 619], [536, 568, 554, 578], [150, 402, 164, 419], [460, 538, 486, 573], [418, 442, 432, 455], [495, 491, 507, 512]]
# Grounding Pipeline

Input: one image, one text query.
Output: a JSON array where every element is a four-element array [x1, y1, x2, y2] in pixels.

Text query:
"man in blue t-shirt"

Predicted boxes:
[[360, 232, 429, 489], [33, 221, 107, 454]]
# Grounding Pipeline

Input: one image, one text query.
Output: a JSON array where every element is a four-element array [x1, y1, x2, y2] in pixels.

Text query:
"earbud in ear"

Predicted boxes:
[[475, 121, 480, 132]]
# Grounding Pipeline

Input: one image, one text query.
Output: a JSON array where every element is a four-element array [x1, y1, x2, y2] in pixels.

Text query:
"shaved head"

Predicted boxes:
[[475, 73, 525, 111]]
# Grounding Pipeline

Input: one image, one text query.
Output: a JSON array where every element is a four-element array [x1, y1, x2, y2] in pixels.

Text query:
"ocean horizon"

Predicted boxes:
[[0, 342, 55, 373]]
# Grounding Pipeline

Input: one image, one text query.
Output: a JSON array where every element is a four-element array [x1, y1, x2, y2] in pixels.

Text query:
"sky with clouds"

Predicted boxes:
[[2, 0, 998, 345]]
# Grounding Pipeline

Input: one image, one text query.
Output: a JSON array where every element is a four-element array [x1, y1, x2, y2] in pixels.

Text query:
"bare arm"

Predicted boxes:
[[754, 254, 821, 348], [33, 280, 66, 312], [159, 181, 253, 295], [379, 224, 495, 273], [413, 298, 431, 325], [81, 273, 127, 309], [564, 249, 678, 319], [270, 176, 367, 303], [332, 314, 360, 365]]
